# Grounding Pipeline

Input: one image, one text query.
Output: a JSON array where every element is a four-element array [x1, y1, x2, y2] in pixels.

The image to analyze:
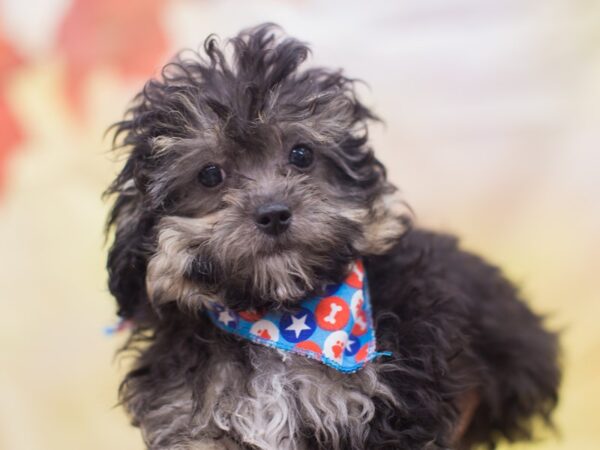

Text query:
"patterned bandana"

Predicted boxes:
[[205, 260, 391, 373]]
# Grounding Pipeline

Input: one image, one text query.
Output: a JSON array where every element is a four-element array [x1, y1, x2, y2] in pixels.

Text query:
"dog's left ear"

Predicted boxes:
[[105, 163, 155, 321]]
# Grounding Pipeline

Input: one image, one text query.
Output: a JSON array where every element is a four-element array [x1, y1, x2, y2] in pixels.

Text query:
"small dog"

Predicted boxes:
[[105, 24, 560, 450]]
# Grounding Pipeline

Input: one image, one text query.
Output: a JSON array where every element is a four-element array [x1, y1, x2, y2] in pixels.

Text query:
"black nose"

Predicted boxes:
[[254, 203, 292, 235]]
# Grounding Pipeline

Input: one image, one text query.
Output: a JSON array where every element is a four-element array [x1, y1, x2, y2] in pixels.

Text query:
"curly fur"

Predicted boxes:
[[105, 24, 560, 449]]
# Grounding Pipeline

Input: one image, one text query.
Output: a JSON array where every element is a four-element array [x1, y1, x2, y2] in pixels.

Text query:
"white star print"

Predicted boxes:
[[286, 314, 311, 338], [347, 338, 356, 351], [218, 309, 235, 326]]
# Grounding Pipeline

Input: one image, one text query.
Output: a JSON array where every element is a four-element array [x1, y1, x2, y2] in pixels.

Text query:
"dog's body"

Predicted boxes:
[[106, 25, 560, 449]]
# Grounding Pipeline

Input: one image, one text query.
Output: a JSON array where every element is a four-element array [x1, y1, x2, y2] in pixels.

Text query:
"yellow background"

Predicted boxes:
[[1, 1, 599, 449]]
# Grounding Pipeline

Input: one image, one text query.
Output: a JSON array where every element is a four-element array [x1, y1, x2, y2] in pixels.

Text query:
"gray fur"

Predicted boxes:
[[125, 338, 397, 450]]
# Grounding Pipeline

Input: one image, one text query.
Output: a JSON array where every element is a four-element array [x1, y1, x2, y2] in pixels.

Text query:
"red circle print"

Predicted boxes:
[[295, 340, 322, 357], [351, 313, 368, 336], [355, 343, 369, 362], [315, 297, 350, 331], [238, 309, 264, 322], [345, 260, 364, 289]]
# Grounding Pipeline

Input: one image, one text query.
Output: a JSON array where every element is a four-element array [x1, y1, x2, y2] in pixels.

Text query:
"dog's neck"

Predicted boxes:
[[203, 260, 391, 373]]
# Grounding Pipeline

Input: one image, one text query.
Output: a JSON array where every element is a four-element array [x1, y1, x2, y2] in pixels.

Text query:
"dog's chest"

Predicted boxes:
[[199, 346, 393, 450]]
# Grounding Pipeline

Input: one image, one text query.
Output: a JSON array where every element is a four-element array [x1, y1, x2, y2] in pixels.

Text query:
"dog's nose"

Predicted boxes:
[[254, 203, 292, 235]]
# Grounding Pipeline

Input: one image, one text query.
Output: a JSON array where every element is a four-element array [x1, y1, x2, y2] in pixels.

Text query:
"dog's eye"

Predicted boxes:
[[197, 164, 224, 187], [289, 145, 314, 168]]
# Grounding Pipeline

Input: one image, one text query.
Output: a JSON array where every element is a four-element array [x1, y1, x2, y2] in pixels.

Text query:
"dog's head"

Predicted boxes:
[[106, 24, 411, 320]]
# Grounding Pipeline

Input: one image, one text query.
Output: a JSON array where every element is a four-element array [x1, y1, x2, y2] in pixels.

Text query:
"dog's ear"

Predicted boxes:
[[105, 159, 156, 321], [105, 71, 175, 320]]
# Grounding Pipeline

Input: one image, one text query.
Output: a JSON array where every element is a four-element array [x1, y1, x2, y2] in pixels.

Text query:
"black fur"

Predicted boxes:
[[105, 24, 560, 449], [367, 230, 560, 448]]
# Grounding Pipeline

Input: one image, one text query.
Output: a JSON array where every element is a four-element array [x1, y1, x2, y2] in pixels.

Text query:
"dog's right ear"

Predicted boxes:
[[105, 161, 156, 321]]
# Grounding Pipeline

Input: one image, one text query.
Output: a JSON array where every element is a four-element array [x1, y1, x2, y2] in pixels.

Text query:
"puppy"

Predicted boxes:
[[105, 24, 560, 450]]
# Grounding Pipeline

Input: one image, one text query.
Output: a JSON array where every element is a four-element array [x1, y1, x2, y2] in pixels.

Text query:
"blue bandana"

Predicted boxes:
[[205, 260, 391, 373]]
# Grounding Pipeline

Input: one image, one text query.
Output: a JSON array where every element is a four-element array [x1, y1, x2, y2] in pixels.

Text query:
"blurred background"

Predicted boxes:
[[1, 0, 598, 449]]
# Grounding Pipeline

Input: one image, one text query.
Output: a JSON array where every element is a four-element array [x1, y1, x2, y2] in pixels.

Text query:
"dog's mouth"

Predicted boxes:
[[184, 245, 354, 312], [171, 205, 363, 312], [255, 234, 297, 255]]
